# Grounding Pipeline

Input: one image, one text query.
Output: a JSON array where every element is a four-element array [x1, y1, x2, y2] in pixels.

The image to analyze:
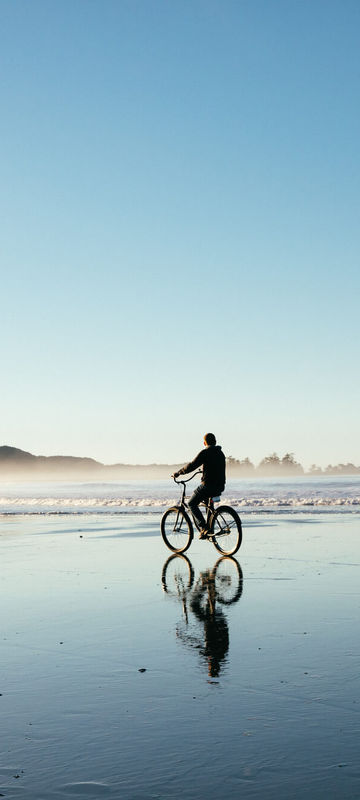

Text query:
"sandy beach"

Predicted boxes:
[[1, 512, 359, 798]]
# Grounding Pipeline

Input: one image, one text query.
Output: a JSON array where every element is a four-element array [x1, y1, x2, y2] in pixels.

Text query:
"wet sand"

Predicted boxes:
[[1, 513, 360, 798]]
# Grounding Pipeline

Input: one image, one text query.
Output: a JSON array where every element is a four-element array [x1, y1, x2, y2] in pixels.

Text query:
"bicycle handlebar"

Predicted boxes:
[[173, 470, 202, 484]]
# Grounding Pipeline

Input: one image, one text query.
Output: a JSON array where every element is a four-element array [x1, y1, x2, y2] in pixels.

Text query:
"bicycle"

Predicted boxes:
[[160, 471, 242, 556]]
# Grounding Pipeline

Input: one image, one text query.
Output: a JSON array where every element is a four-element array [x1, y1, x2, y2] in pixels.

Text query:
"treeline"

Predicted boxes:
[[226, 453, 360, 477]]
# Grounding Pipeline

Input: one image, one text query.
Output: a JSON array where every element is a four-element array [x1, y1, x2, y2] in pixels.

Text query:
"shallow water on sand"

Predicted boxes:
[[1, 514, 360, 798]]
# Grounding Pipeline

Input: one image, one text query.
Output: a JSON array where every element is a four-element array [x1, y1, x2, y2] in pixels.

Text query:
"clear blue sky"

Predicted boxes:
[[1, 0, 359, 468]]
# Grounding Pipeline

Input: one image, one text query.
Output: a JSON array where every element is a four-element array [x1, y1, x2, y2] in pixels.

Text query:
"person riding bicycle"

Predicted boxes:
[[173, 433, 226, 539]]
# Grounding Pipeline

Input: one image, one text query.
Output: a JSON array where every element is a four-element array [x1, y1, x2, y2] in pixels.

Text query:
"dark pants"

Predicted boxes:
[[188, 485, 217, 531]]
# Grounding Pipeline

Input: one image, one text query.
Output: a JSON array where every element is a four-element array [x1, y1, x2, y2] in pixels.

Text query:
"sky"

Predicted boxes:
[[1, 0, 359, 468]]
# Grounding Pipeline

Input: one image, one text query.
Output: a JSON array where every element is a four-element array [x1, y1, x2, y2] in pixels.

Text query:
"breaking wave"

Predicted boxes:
[[1, 477, 360, 515], [1, 480, 360, 514]]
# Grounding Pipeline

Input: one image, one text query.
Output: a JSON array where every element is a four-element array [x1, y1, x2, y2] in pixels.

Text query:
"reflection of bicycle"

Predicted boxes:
[[161, 555, 243, 678], [161, 471, 242, 555], [162, 554, 243, 606]]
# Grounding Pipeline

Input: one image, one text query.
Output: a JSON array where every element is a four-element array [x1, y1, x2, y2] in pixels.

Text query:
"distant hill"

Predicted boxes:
[[0, 445, 101, 471], [0, 446, 180, 480], [0, 446, 37, 462]]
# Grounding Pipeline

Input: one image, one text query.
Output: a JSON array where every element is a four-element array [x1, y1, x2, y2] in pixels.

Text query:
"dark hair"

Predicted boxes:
[[204, 432, 216, 446]]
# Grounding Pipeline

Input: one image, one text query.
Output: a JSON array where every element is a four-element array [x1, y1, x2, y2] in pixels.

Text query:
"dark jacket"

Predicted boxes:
[[178, 445, 226, 492]]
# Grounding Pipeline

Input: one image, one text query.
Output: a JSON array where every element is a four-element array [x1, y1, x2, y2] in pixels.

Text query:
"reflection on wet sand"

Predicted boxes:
[[162, 555, 243, 678]]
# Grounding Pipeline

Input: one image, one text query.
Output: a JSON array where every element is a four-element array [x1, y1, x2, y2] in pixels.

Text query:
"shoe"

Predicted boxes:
[[199, 528, 209, 540]]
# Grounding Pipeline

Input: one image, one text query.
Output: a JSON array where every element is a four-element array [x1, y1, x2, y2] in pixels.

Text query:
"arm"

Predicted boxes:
[[174, 450, 205, 478]]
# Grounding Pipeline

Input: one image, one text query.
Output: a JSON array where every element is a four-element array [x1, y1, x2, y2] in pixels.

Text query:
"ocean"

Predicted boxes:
[[1, 475, 360, 515]]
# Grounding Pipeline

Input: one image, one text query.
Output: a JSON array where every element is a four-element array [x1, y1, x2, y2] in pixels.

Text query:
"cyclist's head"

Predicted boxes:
[[204, 432, 216, 447]]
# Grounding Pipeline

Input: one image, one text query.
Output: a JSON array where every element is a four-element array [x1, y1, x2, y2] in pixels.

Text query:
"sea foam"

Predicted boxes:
[[1, 475, 360, 515]]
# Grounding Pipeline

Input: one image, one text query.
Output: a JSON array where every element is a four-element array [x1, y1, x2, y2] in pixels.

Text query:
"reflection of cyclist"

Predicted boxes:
[[173, 433, 226, 539], [190, 571, 229, 678], [164, 556, 243, 679]]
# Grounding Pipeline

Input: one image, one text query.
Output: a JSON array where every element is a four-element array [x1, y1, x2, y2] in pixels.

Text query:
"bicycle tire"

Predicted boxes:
[[161, 506, 193, 554], [213, 557, 243, 604], [210, 505, 242, 556]]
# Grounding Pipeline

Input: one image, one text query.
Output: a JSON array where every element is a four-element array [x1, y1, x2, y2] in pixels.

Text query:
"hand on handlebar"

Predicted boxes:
[[172, 469, 201, 483]]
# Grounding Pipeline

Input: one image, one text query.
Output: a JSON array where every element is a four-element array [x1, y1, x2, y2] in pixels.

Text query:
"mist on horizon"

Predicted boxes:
[[1, 446, 360, 481]]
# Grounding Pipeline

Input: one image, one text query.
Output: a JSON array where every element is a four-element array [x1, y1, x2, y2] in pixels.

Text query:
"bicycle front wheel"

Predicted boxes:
[[161, 507, 193, 554], [210, 506, 242, 556]]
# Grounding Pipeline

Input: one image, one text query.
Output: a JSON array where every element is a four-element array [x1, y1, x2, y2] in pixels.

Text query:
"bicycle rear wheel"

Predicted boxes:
[[161, 507, 193, 554], [210, 506, 242, 556]]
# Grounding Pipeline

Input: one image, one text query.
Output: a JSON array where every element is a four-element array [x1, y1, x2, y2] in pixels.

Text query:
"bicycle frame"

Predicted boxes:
[[174, 471, 216, 530]]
